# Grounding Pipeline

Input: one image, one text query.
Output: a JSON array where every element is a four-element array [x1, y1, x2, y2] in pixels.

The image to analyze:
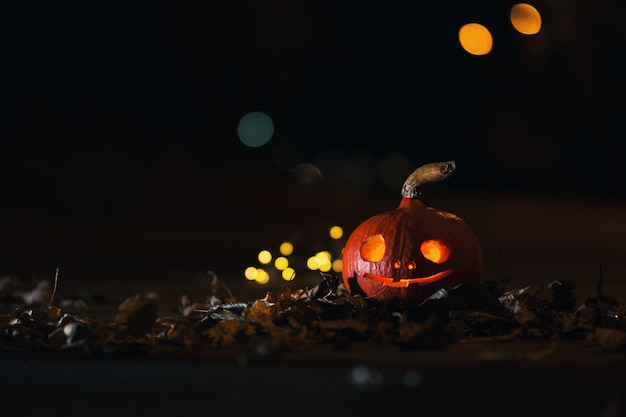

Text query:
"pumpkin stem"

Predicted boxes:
[[401, 161, 455, 199]]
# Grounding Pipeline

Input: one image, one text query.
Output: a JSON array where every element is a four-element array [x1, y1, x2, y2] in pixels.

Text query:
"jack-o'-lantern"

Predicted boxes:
[[341, 161, 483, 305]]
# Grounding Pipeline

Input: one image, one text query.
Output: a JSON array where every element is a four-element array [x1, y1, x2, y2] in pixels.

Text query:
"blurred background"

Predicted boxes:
[[1, 1, 625, 299]]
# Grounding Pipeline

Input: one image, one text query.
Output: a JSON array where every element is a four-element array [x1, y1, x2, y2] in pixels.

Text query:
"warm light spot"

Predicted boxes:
[[360, 234, 386, 263], [332, 259, 342, 273], [307, 256, 319, 270], [274, 256, 289, 270], [392, 260, 401, 269], [315, 251, 332, 272], [282, 267, 296, 281], [459, 23, 493, 56], [329, 225, 344, 240], [420, 239, 451, 264], [244, 266, 258, 280], [237, 111, 274, 147], [406, 261, 416, 270], [255, 268, 270, 284], [315, 251, 331, 263], [258, 250, 272, 264], [319, 260, 332, 272], [510, 3, 541, 35], [279, 241, 294, 256]]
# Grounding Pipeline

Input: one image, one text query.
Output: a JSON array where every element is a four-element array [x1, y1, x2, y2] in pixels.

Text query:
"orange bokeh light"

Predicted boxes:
[[510, 3, 542, 35], [458, 23, 493, 56]]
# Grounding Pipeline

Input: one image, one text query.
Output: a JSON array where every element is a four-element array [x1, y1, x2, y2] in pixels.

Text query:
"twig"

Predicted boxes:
[[49, 267, 59, 308]]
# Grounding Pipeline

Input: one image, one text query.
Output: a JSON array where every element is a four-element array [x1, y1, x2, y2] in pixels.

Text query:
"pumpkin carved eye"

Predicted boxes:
[[420, 239, 451, 264], [360, 234, 385, 262], [392, 260, 401, 269]]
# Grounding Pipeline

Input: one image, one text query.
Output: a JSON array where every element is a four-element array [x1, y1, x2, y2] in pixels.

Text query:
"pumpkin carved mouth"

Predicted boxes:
[[363, 269, 454, 287]]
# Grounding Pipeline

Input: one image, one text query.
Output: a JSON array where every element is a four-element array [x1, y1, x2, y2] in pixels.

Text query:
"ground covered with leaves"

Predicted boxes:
[[1, 272, 625, 356]]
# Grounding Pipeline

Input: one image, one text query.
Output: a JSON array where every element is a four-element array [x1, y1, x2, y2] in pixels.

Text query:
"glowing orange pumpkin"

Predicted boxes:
[[341, 161, 483, 304]]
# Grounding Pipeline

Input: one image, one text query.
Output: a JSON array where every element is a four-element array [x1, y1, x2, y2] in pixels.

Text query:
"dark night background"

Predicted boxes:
[[3, 4, 626, 416], [1, 1, 626, 295]]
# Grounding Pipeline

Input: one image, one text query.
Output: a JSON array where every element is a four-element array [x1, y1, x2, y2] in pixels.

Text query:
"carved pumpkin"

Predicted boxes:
[[341, 161, 483, 304]]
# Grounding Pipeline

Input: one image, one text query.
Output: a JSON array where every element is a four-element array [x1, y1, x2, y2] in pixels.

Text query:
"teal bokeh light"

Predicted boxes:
[[237, 111, 275, 147]]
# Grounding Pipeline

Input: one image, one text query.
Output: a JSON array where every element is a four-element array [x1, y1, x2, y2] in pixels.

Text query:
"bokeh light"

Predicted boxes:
[[332, 259, 342, 273], [245, 226, 347, 285], [257, 249, 272, 264], [315, 251, 332, 272], [510, 3, 542, 35], [458, 23, 493, 56], [289, 163, 323, 185], [244, 266, 258, 281], [329, 225, 343, 240], [307, 256, 319, 270], [282, 267, 296, 281], [254, 268, 270, 284], [274, 256, 289, 270], [237, 111, 274, 147], [279, 241, 294, 256]]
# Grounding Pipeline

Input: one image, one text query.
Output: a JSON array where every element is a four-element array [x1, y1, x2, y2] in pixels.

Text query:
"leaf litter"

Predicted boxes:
[[1, 270, 625, 357]]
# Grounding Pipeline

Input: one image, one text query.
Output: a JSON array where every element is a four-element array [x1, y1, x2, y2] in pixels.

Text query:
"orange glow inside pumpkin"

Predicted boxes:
[[359, 234, 451, 266], [356, 235, 455, 288], [360, 234, 386, 262], [419, 239, 451, 264]]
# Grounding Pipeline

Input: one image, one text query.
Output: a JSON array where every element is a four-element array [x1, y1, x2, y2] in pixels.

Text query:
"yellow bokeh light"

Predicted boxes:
[[318, 260, 332, 272], [314, 251, 332, 272], [255, 268, 270, 284], [258, 250, 272, 264], [282, 267, 296, 281], [510, 3, 541, 35], [329, 225, 344, 240], [274, 256, 289, 270], [244, 266, 258, 280], [459, 23, 493, 56], [332, 259, 342, 273], [315, 251, 331, 263], [307, 256, 319, 270], [279, 241, 294, 256]]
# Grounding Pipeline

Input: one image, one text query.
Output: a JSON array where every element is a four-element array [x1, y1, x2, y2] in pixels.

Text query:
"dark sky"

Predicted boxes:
[[1, 0, 625, 227]]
